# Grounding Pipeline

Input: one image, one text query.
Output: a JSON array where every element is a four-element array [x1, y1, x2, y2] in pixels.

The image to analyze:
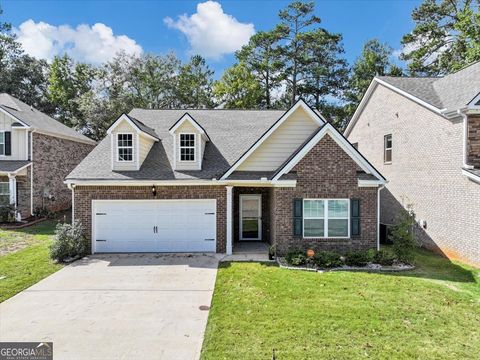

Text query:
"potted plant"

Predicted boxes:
[[268, 245, 276, 260]]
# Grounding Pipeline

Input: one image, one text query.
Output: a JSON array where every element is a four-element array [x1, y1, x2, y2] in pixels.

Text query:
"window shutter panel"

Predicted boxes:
[[351, 198, 360, 236], [4, 131, 11, 156], [293, 198, 303, 236]]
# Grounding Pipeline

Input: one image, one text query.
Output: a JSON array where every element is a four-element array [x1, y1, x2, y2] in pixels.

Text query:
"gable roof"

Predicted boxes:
[[0, 93, 95, 144], [272, 122, 385, 183], [169, 113, 210, 141], [220, 99, 325, 180], [107, 113, 159, 141], [345, 61, 480, 136]]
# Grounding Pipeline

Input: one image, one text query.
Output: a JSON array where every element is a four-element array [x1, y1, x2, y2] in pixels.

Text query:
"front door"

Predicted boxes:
[[239, 194, 262, 241]]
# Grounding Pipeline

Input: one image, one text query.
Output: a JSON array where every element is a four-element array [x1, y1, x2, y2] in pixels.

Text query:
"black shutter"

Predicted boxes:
[[293, 198, 303, 236], [351, 198, 360, 236], [4, 131, 11, 156]]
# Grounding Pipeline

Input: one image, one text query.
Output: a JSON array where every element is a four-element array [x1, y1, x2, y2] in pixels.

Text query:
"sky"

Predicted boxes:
[[2, 0, 422, 76]]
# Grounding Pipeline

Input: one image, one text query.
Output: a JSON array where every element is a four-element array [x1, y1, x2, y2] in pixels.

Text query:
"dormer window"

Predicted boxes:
[[117, 133, 133, 162], [179, 133, 195, 161]]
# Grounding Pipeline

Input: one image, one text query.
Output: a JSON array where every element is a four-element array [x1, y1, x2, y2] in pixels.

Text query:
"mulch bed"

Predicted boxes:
[[276, 257, 415, 272]]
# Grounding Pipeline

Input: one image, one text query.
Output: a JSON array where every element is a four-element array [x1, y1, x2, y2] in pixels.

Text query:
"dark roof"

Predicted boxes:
[[125, 114, 159, 140], [67, 109, 286, 180], [0, 94, 95, 144], [0, 160, 31, 173], [357, 172, 378, 181], [377, 61, 480, 111]]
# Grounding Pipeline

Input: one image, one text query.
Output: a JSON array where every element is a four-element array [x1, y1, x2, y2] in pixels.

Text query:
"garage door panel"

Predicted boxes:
[[93, 200, 216, 253]]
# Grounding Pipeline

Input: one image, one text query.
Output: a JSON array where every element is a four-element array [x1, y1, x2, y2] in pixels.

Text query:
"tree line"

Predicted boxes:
[[1, 0, 479, 141]]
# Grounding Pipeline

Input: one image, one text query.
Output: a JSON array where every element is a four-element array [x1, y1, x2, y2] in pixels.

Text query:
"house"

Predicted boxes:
[[345, 62, 480, 266], [66, 99, 385, 255], [0, 94, 96, 220]]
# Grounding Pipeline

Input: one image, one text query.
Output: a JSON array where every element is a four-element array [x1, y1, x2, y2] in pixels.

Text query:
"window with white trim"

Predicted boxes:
[[384, 134, 392, 163], [179, 133, 195, 161], [0, 132, 5, 156], [0, 182, 9, 206], [117, 133, 133, 162], [303, 199, 349, 238]]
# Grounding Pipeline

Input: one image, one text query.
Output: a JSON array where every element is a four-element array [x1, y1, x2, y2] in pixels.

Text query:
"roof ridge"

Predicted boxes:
[[130, 108, 287, 112]]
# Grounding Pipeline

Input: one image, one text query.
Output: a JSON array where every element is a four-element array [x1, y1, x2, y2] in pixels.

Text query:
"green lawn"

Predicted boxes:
[[0, 221, 63, 302], [201, 248, 480, 360]]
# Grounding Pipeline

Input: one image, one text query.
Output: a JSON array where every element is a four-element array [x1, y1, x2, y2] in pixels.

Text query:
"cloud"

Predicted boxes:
[[14, 20, 142, 64], [164, 1, 255, 59]]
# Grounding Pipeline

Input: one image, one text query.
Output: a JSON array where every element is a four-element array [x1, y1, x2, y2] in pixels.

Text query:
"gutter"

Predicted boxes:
[[64, 178, 298, 188], [377, 184, 385, 251], [30, 129, 36, 216]]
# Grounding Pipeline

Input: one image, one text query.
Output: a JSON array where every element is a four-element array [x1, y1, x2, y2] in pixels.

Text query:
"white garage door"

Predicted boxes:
[[92, 200, 217, 253]]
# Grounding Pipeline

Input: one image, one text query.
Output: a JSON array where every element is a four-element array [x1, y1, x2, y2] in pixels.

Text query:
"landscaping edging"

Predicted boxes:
[[0, 218, 47, 230], [276, 257, 415, 272]]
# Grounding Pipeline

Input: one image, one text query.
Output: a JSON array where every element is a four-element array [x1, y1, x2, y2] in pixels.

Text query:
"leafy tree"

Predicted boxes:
[[0, 6, 22, 71], [6, 55, 52, 113], [176, 55, 215, 108], [401, 0, 480, 75], [236, 30, 284, 108], [75, 52, 136, 140], [213, 62, 263, 109], [277, 1, 321, 106], [128, 53, 180, 109], [47, 54, 95, 127], [345, 39, 403, 118]]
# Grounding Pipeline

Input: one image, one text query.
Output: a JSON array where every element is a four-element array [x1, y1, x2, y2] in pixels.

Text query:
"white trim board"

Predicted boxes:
[[221, 99, 325, 180], [272, 123, 386, 183], [107, 114, 159, 142], [169, 113, 210, 141], [64, 179, 298, 187], [462, 169, 480, 184]]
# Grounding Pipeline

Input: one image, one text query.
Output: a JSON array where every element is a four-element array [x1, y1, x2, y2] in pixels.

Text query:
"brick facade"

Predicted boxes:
[[348, 83, 480, 267], [272, 134, 378, 255], [32, 133, 94, 214], [467, 114, 480, 168], [74, 185, 227, 254]]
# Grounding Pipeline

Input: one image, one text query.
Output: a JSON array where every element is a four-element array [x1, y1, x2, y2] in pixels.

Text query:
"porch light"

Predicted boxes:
[[152, 185, 157, 197]]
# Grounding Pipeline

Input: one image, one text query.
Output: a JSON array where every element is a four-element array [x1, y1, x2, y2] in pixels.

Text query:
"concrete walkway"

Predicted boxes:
[[0, 254, 219, 360]]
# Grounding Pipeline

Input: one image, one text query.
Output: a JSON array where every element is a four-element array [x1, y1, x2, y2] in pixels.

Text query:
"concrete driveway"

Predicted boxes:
[[0, 254, 219, 360]]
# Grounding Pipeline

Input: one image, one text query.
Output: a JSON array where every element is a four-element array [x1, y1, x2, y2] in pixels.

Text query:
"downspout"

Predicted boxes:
[[377, 185, 385, 251], [30, 129, 36, 216], [458, 110, 474, 170], [68, 183, 75, 224]]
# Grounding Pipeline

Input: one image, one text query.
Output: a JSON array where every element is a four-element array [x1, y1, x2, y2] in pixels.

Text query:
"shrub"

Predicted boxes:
[[285, 249, 306, 266], [389, 205, 417, 264], [345, 250, 371, 267], [34, 207, 55, 219], [312, 251, 344, 268], [0, 205, 16, 223], [373, 249, 397, 266], [50, 221, 88, 262]]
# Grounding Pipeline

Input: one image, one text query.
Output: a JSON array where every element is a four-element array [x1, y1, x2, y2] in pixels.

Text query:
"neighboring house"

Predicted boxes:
[[345, 62, 480, 266], [0, 94, 96, 219], [66, 99, 385, 255]]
